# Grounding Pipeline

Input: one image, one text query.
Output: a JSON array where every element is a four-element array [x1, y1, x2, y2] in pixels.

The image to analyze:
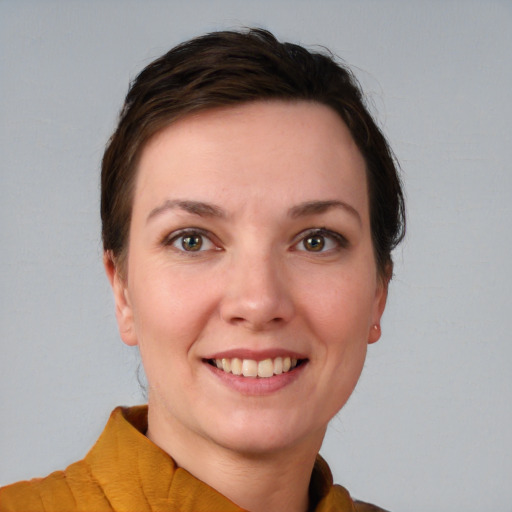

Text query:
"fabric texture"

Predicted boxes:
[[0, 406, 389, 512]]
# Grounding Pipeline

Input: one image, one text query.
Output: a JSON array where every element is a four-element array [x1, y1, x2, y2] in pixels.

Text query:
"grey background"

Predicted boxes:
[[1, 1, 511, 511]]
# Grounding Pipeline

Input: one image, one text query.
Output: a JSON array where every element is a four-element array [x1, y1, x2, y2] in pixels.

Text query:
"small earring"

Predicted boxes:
[[369, 323, 381, 344]]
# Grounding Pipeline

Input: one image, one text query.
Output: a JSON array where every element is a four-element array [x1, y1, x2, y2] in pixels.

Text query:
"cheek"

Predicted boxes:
[[128, 270, 213, 393], [129, 263, 217, 351], [302, 270, 376, 336]]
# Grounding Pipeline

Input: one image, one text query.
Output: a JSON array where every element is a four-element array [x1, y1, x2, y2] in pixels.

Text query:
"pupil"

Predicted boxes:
[[183, 235, 202, 251], [305, 236, 324, 251]]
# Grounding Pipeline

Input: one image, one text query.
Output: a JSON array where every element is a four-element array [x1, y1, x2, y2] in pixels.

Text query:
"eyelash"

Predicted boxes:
[[162, 227, 348, 254], [163, 228, 219, 254], [293, 228, 348, 253]]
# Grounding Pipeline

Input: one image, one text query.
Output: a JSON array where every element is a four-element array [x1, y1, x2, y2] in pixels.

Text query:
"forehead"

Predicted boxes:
[[133, 101, 369, 219]]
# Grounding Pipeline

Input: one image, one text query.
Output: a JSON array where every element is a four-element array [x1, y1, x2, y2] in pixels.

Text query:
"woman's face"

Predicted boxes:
[[107, 101, 387, 456]]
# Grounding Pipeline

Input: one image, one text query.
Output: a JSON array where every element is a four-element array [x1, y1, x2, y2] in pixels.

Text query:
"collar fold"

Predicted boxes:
[[84, 406, 356, 512]]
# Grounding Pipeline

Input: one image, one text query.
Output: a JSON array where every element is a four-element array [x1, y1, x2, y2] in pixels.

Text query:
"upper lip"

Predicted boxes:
[[204, 348, 308, 361]]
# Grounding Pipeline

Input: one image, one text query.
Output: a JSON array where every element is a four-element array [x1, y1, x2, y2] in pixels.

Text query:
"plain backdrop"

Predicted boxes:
[[1, 1, 511, 511]]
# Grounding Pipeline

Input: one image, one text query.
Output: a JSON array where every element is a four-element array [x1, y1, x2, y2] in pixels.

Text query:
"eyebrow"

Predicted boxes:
[[147, 198, 361, 225], [147, 199, 226, 222], [288, 200, 361, 225]]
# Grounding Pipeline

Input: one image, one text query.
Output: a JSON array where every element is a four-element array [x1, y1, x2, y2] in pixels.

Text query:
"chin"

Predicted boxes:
[[202, 412, 326, 457]]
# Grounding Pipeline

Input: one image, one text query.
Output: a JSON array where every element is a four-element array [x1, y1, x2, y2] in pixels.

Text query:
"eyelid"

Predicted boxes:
[[162, 227, 221, 252], [292, 227, 349, 252]]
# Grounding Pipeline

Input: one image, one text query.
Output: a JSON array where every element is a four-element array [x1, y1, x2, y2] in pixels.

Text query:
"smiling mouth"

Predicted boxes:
[[206, 356, 306, 378]]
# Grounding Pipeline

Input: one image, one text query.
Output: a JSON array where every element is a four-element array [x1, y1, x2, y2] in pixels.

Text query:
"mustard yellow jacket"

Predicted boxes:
[[0, 406, 388, 512]]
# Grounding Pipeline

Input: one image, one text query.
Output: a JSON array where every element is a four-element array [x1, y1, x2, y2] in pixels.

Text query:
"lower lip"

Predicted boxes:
[[204, 361, 307, 395]]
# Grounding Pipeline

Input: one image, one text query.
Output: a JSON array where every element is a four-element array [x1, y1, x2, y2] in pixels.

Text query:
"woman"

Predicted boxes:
[[0, 28, 404, 512]]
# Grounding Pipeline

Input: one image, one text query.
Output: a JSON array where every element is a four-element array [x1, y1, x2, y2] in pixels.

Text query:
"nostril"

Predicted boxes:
[[220, 283, 295, 329], [227, 315, 285, 330]]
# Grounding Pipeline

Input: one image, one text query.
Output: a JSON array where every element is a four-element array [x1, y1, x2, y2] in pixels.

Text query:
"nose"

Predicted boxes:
[[219, 249, 295, 331]]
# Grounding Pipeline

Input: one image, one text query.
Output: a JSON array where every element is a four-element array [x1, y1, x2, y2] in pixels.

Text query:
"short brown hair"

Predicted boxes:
[[101, 28, 405, 277]]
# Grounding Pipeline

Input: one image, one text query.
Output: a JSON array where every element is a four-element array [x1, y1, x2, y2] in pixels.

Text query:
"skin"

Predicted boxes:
[[105, 101, 388, 512]]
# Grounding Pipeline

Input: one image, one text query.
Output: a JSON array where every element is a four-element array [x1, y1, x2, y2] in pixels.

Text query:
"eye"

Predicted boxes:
[[165, 229, 217, 253], [294, 228, 347, 253]]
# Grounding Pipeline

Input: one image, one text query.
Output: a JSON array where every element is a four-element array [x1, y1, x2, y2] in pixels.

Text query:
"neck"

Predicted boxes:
[[146, 403, 326, 512]]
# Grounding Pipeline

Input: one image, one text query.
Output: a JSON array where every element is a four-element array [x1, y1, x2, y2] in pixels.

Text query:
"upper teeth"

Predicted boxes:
[[214, 357, 299, 378]]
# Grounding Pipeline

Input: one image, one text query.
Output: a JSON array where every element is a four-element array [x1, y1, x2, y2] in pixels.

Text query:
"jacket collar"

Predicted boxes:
[[84, 406, 356, 512]]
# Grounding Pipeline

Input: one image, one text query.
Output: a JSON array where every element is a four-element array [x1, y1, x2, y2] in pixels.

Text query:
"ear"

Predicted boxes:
[[103, 251, 138, 346], [368, 269, 390, 345]]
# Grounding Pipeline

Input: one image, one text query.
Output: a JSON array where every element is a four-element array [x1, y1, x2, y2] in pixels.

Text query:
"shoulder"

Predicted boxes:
[[320, 484, 391, 512], [354, 499, 391, 512], [0, 459, 111, 512], [1, 470, 71, 512], [313, 457, 391, 512]]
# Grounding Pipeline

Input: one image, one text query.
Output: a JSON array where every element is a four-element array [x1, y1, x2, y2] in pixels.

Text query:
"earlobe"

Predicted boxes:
[[103, 251, 138, 347], [368, 273, 390, 344], [368, 323, 381, 344]]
